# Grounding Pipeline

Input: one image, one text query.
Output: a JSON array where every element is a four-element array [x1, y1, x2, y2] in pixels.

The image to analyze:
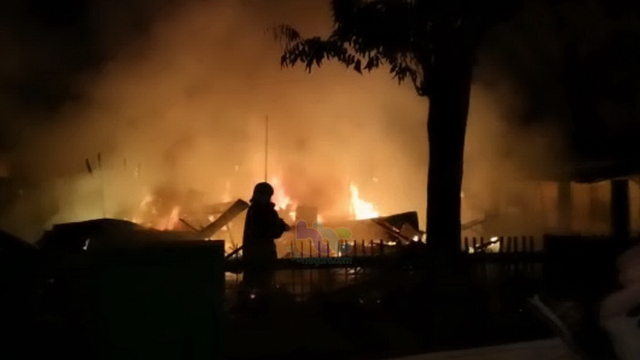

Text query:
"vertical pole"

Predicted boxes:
[[345, 259, 348, 284], [529, 236, 535, 253], [309, 241, 312, 294], [611, 179, 630, 243], [264, 116, 269, 182], [558, 181, 572, 233], [98, 152, 107, 218], [589, 183, 599, 232]]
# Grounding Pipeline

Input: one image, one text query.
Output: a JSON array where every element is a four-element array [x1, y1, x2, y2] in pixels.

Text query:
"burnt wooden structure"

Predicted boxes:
[[539, 159, 640, 243]]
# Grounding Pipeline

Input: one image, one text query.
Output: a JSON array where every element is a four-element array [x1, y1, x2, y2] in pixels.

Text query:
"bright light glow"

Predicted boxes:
[[132, 194, 154, 224], [157, 206, 181, 231], [412, 235, 420, 242], [83, 238, 90, 251], [270, 176, 297, 222], [487, 236, 501, 253], [349, 182, 379, 220], [222, 180, 232, 202], [270, 177, 291, 210]]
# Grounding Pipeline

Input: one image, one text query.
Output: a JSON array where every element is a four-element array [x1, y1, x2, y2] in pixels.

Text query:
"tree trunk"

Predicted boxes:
[[425, 45, 474, 257]]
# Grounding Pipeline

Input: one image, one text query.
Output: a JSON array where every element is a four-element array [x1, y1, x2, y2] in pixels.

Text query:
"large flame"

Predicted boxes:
[[128, 177, 380, 231], [270, 176, 291, 210], [131, 193, 181, 230], [157, 205, 181, 231], [349, 182, 379, 220], [270, 176, 297, 221]]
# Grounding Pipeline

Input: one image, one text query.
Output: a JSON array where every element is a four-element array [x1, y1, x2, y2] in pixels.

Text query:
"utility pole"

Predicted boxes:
[[264, 115, 269, 182], [98, 152, 107, 218]]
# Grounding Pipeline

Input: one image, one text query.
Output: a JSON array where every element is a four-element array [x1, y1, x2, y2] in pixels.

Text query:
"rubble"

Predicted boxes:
[[197, 199, 249, 239]]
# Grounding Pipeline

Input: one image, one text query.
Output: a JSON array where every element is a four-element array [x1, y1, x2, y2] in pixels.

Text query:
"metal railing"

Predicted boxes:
[[225, 235, 546, 301]]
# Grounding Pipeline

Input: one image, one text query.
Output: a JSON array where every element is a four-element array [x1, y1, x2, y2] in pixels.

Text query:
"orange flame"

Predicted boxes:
[[270, 176, 297, 221], [349, 182, 379, 220], [270, 176, 291, 210], [131, 193, 181, 231], [159, 206, 181, 231]]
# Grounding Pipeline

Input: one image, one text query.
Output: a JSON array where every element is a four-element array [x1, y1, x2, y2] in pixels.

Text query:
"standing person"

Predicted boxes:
[[242, 182, 290, 293]]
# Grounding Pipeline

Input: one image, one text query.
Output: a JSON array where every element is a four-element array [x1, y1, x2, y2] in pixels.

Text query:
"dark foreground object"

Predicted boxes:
[[225, 255, 551, 360], [94, 241, 225, 360], [27, 240, 225, 360]]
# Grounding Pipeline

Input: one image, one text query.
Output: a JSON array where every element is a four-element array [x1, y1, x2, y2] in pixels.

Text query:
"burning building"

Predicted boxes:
[[0, 0, 620, 253]]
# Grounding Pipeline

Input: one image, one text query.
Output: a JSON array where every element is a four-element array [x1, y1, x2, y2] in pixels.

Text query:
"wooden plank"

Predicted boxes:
[[198, 199, 249, 239]]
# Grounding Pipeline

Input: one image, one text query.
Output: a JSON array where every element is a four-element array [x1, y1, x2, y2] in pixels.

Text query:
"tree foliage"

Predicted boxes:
[[275, 0, 517, 97]]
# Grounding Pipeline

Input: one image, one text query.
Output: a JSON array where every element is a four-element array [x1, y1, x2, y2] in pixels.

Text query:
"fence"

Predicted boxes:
[[225, 238, 397, 300], [462, 236, 540, 254], [225, 235, 544, 301]]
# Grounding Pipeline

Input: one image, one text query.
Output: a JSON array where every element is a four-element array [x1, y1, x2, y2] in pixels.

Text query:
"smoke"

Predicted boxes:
[[0, 0, 597, 240]]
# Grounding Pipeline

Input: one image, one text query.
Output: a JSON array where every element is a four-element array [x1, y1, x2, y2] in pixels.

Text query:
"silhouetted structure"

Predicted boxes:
[[94, 240, 224, 360], [0, 230, 40, 358], [33, 219, 225, 359]]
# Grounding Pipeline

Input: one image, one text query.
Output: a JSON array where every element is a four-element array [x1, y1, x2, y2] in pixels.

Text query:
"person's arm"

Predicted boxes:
[[268, 210, 290, 239]]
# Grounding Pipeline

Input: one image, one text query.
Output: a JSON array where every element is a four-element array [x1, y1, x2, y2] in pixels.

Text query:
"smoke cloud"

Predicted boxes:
[[0, 0, 607, 241]]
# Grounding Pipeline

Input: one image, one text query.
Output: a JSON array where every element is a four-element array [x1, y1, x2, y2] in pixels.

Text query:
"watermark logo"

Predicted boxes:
[[290, 220, 353, 257]]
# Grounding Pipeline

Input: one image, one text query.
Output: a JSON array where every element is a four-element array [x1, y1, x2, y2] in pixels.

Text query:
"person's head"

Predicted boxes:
[[251, 182, 274, 204]]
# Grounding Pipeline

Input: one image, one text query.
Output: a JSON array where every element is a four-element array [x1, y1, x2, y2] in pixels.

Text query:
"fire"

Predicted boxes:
[[157, 206, 181, 231], [131, 194, 154, 224], [486, 236, 501, 253], [131, 193, 182, 231], [270, 177, 291, 209], [270, 176, 297, 221], [349, 182, 379, 220]]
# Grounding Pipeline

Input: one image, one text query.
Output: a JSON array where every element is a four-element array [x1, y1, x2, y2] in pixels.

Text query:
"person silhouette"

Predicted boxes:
[[242, 182, 290, 293]]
